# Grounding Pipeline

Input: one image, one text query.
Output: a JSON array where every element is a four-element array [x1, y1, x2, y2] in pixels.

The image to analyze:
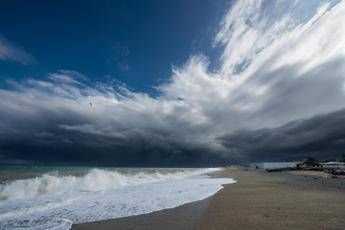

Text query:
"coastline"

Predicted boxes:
[[73, 167, 345, 230]]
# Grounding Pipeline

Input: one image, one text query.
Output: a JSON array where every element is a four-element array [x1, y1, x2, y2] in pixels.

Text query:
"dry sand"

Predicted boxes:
[[73, 168, 345, 230]]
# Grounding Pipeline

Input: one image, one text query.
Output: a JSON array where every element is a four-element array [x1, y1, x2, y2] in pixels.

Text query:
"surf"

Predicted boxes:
[[0, 167, 235, 230]]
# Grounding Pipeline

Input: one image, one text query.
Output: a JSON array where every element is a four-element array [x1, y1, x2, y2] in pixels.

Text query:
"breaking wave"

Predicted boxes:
[[0, 168, 219, 200], [0, 167, 235, 230]]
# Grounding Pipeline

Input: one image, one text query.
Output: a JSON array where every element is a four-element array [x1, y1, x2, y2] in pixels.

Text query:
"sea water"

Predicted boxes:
[[0, 166, 235, 230]]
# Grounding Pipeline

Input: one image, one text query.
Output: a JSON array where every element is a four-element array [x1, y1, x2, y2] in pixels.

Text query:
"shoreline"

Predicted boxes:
[[73, 167, 345, 230]]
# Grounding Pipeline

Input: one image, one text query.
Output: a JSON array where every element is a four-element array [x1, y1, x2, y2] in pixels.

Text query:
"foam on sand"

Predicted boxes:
[[0, 168, 235, 230]]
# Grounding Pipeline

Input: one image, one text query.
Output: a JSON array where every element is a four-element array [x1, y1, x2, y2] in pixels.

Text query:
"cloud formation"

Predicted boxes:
[[0, 0, 345, 165], [0, 35, 35, 65], [219, 108, 345, 162]]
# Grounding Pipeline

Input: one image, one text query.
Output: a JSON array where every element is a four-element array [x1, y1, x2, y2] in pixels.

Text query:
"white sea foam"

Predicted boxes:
[[0, 168, 219, 200], [0, 168, 235, 230]]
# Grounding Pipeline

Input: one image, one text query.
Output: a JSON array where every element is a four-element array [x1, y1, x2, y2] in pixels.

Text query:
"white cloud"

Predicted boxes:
[[1, 0, 345, 161], [0, 35, 35, 65]]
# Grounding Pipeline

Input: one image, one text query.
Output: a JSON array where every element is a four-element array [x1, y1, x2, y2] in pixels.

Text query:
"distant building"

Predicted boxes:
[[254, 162, 298, 171], [297, 157, 321, 167], [321, 162, 345, 170]]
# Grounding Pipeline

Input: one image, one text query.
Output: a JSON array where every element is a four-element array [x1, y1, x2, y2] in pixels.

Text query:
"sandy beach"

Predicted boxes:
[[73, 168, 345, 230]]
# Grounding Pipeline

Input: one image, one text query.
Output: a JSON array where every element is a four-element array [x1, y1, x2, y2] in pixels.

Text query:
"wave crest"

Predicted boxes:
[[0, 168, 219, 200]]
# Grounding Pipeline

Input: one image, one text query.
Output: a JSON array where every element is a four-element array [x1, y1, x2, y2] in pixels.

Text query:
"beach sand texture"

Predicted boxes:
[[73, 168, 345, 230]]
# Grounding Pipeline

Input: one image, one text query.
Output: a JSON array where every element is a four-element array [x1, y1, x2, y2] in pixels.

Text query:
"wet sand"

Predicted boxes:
[[73, 168, 345, 230]]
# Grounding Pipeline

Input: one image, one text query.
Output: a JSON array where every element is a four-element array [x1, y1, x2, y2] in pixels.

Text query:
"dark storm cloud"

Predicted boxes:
[[0, 120, 227, 166], [1, 62, 345, 165], [0, 1, 345, 165], [219, 109, 345, 162]]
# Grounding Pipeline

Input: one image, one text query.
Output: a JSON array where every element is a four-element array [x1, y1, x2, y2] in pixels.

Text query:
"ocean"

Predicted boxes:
[[0, 166, 235, 230]]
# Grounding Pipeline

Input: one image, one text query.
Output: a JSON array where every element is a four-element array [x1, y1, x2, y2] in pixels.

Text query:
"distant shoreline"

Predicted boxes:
[[73, 167, 345, 230]]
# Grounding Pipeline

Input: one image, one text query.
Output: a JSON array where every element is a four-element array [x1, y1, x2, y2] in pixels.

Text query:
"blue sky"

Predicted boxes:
[[1, 0, 345, 165], [0, 0, 229, 94]]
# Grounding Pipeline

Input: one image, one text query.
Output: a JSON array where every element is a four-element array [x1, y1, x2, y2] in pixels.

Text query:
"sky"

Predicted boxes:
[[0, 0, 228, 93], [0, 0, 345, 166]]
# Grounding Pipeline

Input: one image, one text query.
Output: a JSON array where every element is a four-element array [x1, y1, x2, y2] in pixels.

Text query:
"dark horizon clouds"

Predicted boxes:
[[0, 0, 345, 165], [219, 108, 345, 163]]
